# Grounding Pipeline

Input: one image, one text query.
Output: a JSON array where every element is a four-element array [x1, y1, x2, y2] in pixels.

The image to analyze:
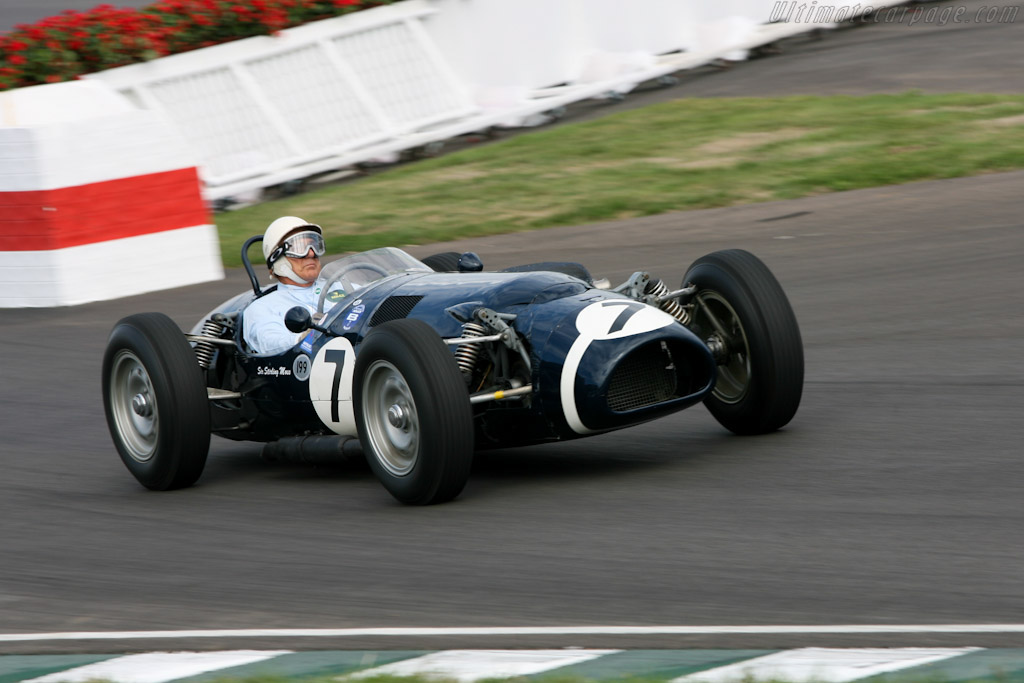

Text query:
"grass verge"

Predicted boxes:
[[214, 92, 1024, 267]]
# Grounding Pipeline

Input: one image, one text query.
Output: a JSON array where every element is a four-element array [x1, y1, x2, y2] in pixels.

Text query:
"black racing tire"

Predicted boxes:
[[420, 251, 462, 272], [683, 249, 804, 435], [354, 318, 474, 504], [102, 313, 211, 490]]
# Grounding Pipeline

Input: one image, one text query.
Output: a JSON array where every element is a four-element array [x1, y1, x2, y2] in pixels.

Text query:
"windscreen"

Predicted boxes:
[[317, 247, 431, 313]]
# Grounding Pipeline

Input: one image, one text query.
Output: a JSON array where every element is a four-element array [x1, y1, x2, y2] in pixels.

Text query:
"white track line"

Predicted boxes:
[[346, 649, 620, 682], [22, 650, 291, 683], [672, 648, 981, 683], [3, 625, 1024, 642]]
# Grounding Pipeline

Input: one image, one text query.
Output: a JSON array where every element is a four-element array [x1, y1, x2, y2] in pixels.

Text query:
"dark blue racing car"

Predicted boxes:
[[102, 242, 803, 504]]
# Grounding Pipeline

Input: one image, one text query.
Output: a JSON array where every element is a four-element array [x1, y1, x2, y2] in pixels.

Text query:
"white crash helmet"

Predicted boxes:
[[262, 216, 324, 284]]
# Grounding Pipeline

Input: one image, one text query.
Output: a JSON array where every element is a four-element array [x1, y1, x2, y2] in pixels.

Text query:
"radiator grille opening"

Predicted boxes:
[[607, 341, 680, 412], [369, 295, 423, 326]]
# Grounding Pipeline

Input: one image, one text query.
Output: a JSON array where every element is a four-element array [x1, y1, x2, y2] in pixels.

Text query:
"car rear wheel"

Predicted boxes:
[[102, 313, 211, 489], [354, 318, 474, 504], [420, 251, 461, 272], [684, 249, 804, 435]]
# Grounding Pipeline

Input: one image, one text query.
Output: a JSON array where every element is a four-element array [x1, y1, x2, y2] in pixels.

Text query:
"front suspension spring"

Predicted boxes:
[[453, 322, 488, 379], [194, 319, 225, 369], [646, 279, 690, 325]]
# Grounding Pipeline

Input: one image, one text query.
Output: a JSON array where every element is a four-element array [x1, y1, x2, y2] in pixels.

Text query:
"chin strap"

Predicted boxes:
[[271, 259, 310, 285]]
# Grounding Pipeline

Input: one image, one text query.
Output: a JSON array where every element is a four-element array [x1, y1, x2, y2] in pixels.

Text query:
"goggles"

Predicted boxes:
[[273, 230, 325, 261]]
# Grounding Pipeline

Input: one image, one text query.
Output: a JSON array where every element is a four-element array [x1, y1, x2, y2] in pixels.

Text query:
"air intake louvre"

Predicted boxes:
[[369, 295, 423, 325], [607, 342, 678, 412]]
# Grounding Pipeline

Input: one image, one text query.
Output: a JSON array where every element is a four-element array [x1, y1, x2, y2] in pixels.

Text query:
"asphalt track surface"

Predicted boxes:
[[2, 0, 1024, 657]]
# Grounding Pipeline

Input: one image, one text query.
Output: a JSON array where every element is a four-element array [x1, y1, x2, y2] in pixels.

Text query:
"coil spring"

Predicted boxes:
[[646, 279, 690, 325], [194, 319, 225, 369], [454, 322, 488, 379]]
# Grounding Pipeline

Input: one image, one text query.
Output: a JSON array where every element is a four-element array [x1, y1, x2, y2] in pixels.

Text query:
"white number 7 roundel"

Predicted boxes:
[[309, 337, 358, 436]]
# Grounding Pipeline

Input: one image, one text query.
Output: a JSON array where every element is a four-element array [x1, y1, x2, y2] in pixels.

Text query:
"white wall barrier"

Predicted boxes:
[[0, 81, 223, 308], [1, 0, 923, 306], [80, 0, 866, 203]]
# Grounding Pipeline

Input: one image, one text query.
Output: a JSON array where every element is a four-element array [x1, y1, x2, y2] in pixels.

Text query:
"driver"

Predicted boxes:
[[242, 216, 344, 355]]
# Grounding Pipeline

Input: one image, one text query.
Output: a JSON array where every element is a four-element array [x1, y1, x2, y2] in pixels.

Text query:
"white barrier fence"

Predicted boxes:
[[1, 0, 918, 306], [86, 3, 478, 200], [80, 0, 911, 202]]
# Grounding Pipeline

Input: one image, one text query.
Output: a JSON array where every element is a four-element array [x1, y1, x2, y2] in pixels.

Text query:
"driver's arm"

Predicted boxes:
[[243, 298, 305, 356]]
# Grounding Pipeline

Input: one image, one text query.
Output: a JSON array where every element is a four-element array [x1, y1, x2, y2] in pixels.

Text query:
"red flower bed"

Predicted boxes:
[[0, 0, 387, 91]]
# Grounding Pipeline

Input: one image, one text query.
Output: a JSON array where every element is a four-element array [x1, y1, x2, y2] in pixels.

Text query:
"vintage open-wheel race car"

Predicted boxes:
[[102, 240, 803, 504]]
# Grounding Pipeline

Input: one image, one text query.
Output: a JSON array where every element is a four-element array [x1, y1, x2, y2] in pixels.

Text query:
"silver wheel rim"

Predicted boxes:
[[697, 291, 752, 404], [109, 349, 159, 462], [362, 360, 419, 476]]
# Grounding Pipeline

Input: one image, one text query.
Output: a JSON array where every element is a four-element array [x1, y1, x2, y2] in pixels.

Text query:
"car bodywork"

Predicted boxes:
[[198, 247, 716, 448]]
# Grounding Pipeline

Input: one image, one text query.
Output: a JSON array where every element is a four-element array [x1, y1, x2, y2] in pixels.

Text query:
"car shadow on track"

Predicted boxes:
[[194, 410, 800, 503]]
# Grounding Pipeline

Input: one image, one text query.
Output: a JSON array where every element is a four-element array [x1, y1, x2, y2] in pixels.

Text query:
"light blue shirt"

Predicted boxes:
[[242, 280, 342, 356]]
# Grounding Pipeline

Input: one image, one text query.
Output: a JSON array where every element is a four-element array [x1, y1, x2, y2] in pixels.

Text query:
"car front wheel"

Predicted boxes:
[[354, 318, 474, 504], [684, 249, 804, 435]]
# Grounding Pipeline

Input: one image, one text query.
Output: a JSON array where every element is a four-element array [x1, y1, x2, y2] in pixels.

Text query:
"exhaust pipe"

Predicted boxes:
[[261, 435, 363, 465]]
